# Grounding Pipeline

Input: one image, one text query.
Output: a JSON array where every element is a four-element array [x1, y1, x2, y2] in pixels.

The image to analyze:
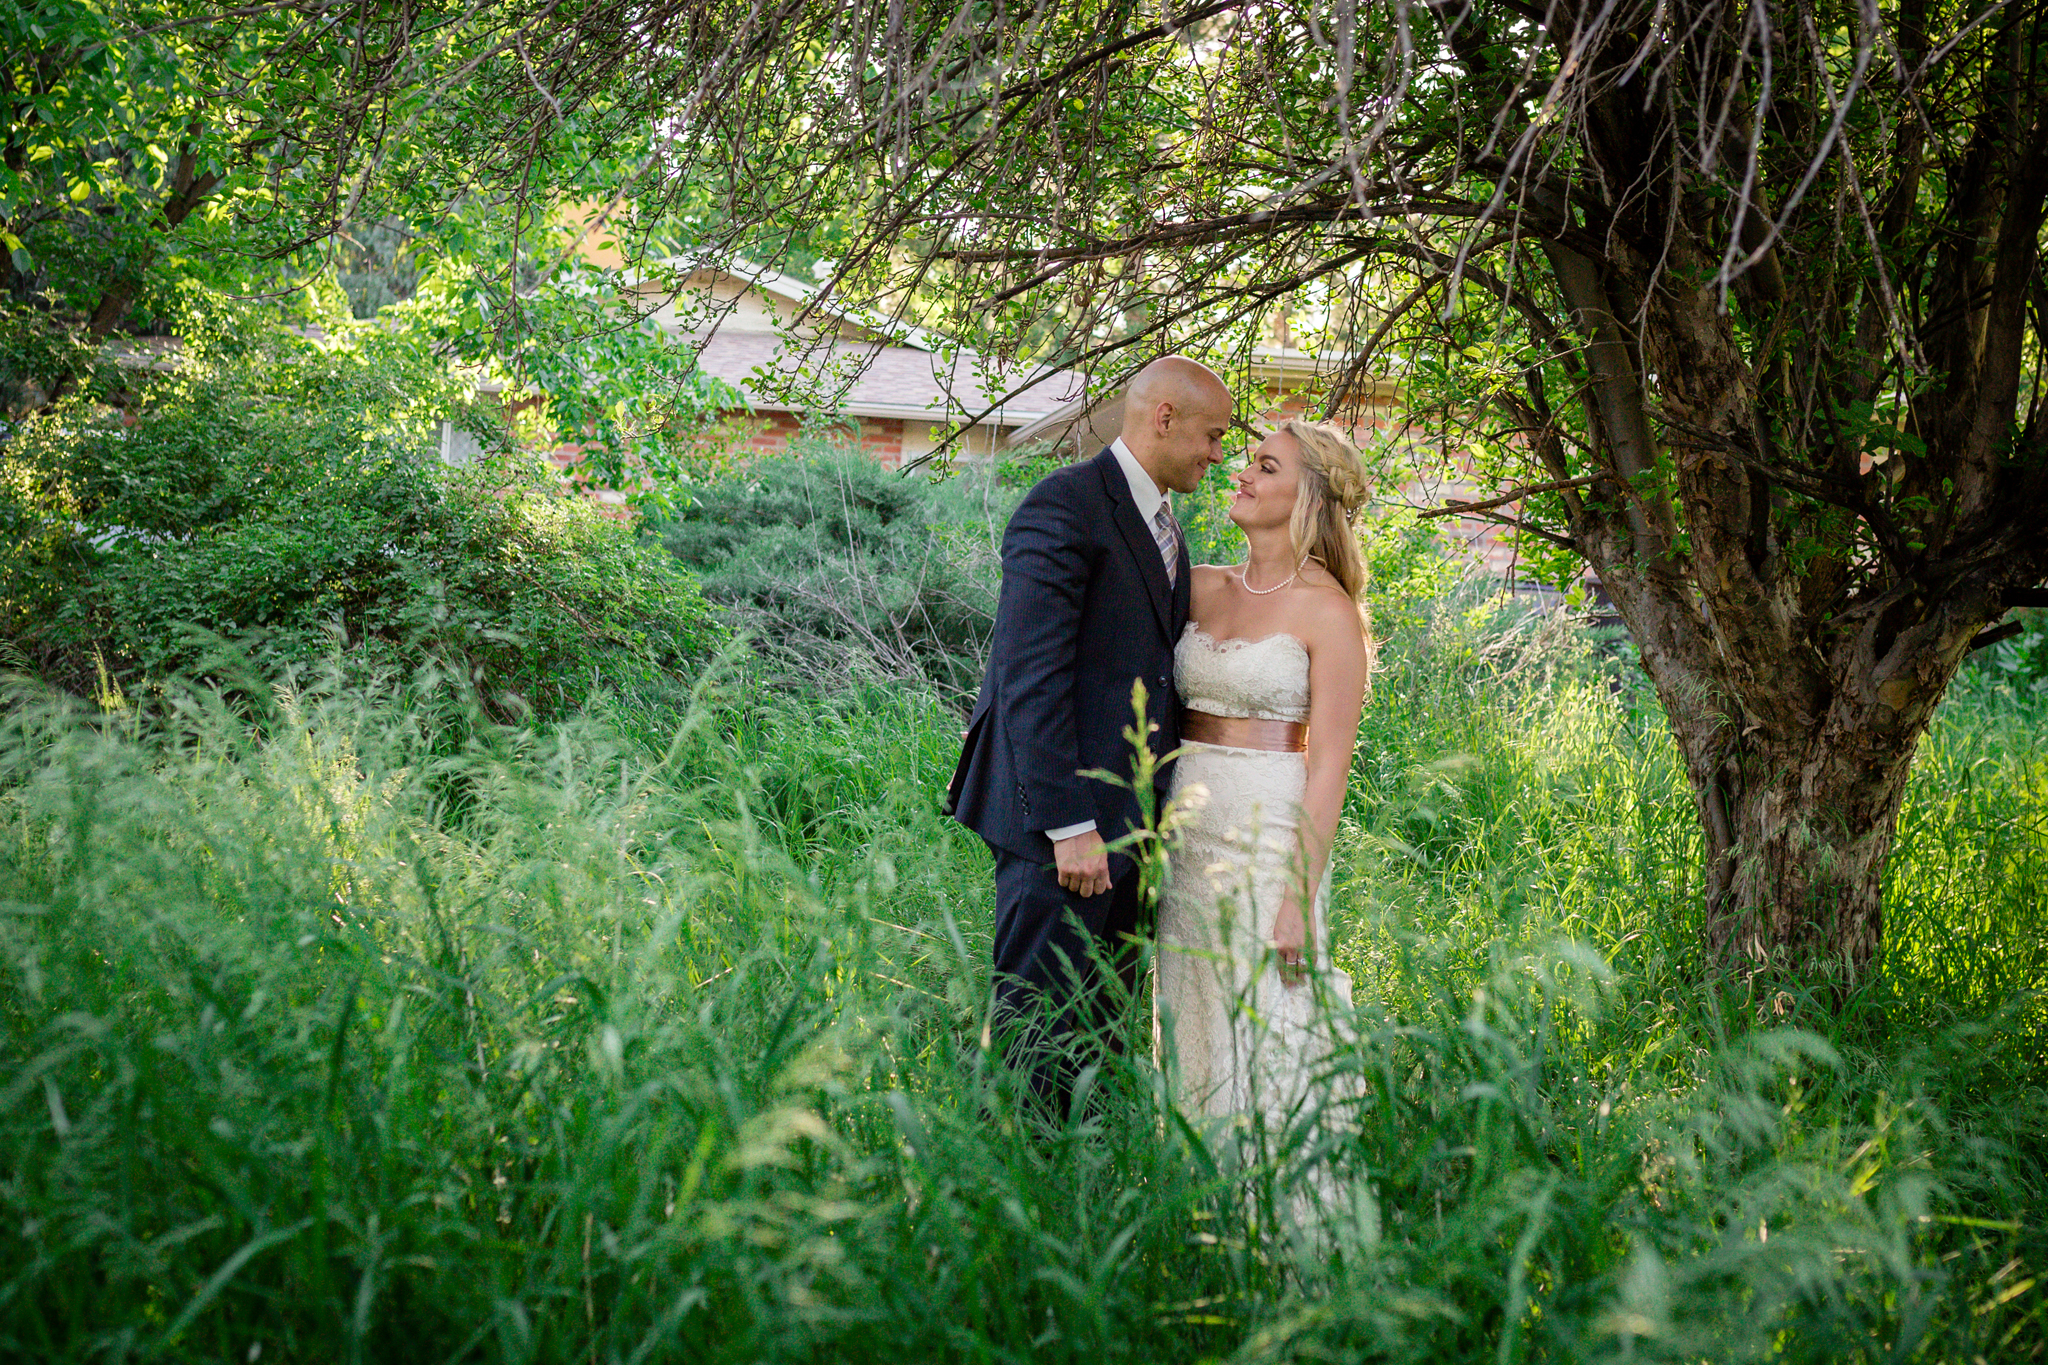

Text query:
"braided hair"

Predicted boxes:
[[1277, 418, 1373, 604]]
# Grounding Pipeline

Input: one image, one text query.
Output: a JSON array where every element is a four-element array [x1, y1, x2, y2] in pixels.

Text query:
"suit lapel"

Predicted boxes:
[[1096, 450, 1175, 640], [1171, 522, 1192, 635]]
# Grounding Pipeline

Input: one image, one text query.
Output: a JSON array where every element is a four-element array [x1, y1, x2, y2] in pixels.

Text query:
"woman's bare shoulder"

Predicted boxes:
[[1294, 559, 1343, 590], [1294, 584, 1369, 654]]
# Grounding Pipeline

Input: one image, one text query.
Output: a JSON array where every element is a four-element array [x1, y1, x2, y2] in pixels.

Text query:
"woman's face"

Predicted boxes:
[[1229, 429, 1303, 533]]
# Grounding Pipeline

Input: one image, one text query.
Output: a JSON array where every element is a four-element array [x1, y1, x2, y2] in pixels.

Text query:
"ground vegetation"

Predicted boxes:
[[652, 443, 1012, 700], [2, 583, 2041, 1362]]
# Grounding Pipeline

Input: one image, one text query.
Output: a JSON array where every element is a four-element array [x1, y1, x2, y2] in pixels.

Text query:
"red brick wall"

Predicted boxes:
[[743, 412, 907, 469], [742, 411, 806, 455]]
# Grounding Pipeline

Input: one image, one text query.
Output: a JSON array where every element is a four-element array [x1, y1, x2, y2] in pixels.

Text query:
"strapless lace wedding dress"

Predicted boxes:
[[1155, 625, 1359, 1125]]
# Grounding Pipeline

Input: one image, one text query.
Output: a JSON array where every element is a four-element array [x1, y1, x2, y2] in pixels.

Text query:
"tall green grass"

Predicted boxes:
[[1, 600, 2042, 1362]]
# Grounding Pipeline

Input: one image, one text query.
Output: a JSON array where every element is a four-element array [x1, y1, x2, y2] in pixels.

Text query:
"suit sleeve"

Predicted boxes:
[[997, 478, 1098, 832]]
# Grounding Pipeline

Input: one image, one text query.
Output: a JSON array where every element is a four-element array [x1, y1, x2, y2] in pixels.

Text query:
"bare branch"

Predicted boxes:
[[1415, 473, 1601, 518]]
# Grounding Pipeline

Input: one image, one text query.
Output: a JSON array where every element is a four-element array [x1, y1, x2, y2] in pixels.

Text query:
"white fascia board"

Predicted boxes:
[[745, 398, 1054, 426], [1249, 347, 1401, 399], [626, 254, 945, 353], [1001, 391, 1114, 447]]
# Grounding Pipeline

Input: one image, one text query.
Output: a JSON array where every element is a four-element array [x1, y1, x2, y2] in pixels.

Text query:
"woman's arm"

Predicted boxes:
[[1271, 596, 1369, 981]]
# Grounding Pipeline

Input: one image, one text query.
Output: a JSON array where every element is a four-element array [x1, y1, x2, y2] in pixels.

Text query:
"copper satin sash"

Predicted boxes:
[[1180, 707, 1308, 753]]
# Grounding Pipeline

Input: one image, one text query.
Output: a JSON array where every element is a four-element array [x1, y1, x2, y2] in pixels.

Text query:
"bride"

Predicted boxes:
[[1154, 417, 1373, 1127]]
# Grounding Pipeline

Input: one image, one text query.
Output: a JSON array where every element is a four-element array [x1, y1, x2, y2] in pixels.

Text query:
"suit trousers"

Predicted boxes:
[[989, 844, 1150, 1114]]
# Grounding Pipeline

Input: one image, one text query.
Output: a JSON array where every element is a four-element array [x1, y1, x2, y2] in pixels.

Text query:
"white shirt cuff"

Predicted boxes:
[[1044, 819, 1098, 842]]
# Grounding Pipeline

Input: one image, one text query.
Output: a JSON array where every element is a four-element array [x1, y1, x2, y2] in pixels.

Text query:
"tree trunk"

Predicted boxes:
[[1531, 168, 2038, 986], [1597, 538, 1999, 986], [1678, 697, 1912, 982], [88, 140, 219, 343], [85, 279, 146, 340]]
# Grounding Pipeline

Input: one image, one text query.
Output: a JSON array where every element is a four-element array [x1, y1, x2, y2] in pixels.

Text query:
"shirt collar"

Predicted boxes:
[[1109, 437, 1166, 522]]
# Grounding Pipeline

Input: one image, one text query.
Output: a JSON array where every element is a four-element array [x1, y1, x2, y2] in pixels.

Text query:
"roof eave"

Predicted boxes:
[[735, 396, 1053, 426]]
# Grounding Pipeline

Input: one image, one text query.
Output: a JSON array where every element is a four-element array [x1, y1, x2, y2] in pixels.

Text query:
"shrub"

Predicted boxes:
[[0, 327, 720, 720], [0, 301, 103, 416], [652, 441, 1008, 699], [655, 440, 1470, 703], [1966, 606, 2048, 697]]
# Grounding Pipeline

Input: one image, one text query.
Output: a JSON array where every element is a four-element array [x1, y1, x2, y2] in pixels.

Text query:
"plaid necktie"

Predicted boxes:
[[1152, 501, 1180, 588]]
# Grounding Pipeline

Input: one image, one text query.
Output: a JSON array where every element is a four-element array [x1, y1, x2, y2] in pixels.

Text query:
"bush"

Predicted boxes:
[[0, 301, 103, 416], [654, 441, 1468, 703], [652, 442, 1008, 699], [0, 328, 720, 720], [1965, 606, 2048, 697]]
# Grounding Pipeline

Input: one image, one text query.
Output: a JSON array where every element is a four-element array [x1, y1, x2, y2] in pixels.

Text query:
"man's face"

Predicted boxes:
[[1153, 389, 1233, 493]]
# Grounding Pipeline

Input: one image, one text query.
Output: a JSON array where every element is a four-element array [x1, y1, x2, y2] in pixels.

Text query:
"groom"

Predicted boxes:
[[947, 355, 1233, 1109]]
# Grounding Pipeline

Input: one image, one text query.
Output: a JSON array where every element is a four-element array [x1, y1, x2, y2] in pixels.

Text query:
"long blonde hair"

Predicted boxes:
[[1277, 418, 1373, 603]]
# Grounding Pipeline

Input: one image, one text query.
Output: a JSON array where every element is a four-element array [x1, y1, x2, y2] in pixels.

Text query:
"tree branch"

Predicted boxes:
[[1416, 473, 1601, 518], [1429, 504, 1578, 552]]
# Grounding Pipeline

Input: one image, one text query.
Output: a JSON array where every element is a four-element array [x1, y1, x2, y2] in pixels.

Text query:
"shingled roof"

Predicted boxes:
[[631, 259, 1083, 434], [692, 328, 1083, 427]]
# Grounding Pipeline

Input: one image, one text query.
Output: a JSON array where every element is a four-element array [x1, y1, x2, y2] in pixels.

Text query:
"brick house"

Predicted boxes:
[[601, 257, 1087, 470]]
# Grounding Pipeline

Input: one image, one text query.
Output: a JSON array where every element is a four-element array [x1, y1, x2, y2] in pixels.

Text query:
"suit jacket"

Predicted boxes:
[[947, 447, 1192, 862]]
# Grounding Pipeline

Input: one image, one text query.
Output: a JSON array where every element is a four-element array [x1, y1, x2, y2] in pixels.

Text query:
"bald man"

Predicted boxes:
[[947, 356, 1232, 1114]]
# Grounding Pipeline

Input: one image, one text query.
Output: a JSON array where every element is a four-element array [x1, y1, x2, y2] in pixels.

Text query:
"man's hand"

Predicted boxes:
[[1272, 897, 1310, 987], [1053, 829, 1112, 898]]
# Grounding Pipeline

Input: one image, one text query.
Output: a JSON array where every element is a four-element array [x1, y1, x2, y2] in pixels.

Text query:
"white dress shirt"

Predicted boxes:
[[1044, 438, 1169, 844]]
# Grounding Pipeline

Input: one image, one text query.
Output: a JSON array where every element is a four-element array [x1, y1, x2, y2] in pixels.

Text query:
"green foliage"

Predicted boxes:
[[410, 257, 743, 506], [1, 0, 180, 273], [0, 298, 100, 410], [2, 0, 753, 499], [651, 442, 1010, 699], [1967, 608, 2048, 697], [335, 220, 422, 319], [1172, 448, 1248, 569], [0, 318, 719, 717], [1357, 509, 1465, 639], [1, 0, 696, 295], [0, 600, 2040, 1361]]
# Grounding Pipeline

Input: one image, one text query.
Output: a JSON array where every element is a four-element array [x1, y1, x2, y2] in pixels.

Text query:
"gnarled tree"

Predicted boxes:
[[659, 0, 2048, 982]]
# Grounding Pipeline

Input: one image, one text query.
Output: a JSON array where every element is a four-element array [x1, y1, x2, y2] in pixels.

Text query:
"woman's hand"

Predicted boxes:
[[1272, 896, 1310, 988]]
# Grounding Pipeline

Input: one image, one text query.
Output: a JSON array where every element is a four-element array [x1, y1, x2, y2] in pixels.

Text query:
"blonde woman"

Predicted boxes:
[[1154, 418, 1374, 1124]]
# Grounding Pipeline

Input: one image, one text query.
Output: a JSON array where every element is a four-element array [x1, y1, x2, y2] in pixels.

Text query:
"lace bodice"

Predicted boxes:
[[1174, 625, 1310, 724]]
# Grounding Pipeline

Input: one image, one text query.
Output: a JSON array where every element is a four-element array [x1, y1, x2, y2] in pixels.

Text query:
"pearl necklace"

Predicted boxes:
[[1238, 556, 1307, 595]]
